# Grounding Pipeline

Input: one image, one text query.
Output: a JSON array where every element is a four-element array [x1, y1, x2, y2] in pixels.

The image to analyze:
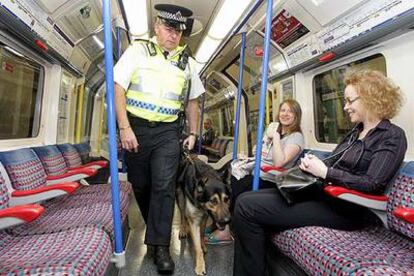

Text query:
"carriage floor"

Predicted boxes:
[[118, 198, 234, 276]]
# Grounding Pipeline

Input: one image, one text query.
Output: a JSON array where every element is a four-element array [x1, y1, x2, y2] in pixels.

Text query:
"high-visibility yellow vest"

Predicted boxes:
[[126, 40, 190, 122]]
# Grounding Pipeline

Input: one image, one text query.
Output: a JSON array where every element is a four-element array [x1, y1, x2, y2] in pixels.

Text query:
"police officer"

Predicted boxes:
[[114, 4, 204, 274]]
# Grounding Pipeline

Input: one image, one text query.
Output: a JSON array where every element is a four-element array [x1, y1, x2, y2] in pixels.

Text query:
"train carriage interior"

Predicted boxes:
[[0, 0, 413, 275]]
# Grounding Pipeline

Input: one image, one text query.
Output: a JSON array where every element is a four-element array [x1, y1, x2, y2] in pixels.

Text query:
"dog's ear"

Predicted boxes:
[[195, 176, 209, 202], [196, 176, 208, 192]]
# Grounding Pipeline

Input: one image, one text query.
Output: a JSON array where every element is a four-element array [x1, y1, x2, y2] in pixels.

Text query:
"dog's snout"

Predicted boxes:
[[217, 217, 231, 226]]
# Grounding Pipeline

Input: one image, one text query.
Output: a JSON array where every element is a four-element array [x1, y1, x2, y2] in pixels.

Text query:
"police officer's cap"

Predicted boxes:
[[155, 4, 193, 31]]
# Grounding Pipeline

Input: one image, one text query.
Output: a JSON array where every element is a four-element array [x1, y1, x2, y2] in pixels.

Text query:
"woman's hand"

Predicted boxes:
[[299, 154, 328, 179]]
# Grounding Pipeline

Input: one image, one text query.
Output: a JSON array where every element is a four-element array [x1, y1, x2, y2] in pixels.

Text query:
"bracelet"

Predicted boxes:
[[119, 125, 131, 131], [189, 132, 197, 137]]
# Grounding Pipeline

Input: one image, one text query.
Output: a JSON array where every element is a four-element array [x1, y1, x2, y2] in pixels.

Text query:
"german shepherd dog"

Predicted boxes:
[[176, 153, 231, 275]]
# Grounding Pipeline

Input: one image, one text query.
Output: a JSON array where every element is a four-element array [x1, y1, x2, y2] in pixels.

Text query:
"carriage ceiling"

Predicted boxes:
[[33, 0, 225, 75]]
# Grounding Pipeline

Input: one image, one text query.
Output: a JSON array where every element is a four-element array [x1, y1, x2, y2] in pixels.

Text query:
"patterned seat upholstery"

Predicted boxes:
[[57, 143, 83, 169], [0, 148, 47, 190], [6, 199, 126, 240], [0, 226, 112, 275], [0, 171, 9, 210], [32, 145, 68, 176], [42, 183, 131, 220], [0, 166, 112, 275], [32, 145, 131, 214], [272, 161, 414, 275], [0, 148, 129, 239], [72, 142, 91, 164]]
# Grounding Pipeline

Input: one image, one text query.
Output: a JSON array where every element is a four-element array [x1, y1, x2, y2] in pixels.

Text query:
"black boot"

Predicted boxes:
[[154, 246, 175, 274]]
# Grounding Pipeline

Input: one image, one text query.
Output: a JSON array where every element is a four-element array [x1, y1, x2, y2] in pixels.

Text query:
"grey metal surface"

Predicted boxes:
[[119, 198, 234, 276]]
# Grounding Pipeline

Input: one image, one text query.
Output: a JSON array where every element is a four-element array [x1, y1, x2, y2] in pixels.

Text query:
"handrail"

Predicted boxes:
[[252, 0, 273, 191], [232, 31, 247, 160], [103, 0, 125, 267]]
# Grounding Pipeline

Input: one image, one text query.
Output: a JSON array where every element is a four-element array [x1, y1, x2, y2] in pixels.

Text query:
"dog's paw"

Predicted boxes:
[[195, 263, 206, 275], [179, 224, 188, 239]]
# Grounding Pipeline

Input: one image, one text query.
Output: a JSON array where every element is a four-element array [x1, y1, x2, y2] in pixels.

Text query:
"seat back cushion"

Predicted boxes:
[[0, 165, 9, 209], [57, 143, 82, 169], [0, 149, 47, 190], [387, 161, 414, 240], [73, 143, 91, 164], [32, 145, 68, 176]]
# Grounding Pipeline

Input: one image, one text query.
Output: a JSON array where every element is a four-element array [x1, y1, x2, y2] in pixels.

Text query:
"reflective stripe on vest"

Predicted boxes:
[[126, 41, 189, 122]]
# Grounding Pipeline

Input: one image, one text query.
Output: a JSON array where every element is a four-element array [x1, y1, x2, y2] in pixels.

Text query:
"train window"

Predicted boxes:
[[0, 45, 43, 139], [313, 54, 386, 143], [221, 103, 234, 137], [57, 71, 77, 143]]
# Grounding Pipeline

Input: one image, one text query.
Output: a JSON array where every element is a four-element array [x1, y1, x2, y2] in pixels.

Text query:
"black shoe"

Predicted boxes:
[[154, 246, 175, 274]]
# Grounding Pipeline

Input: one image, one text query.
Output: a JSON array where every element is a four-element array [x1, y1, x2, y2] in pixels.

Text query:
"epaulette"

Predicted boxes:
[[133, 39, 157, 56]]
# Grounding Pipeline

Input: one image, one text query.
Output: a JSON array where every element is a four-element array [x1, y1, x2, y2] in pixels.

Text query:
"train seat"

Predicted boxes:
[[32, 145, 97, 184], [0, 227, 112, 275], [58, 143, 108, 171], [0, 173, 112, 275], [0, 152, 130, 240], [0, 161, 128, 241], [73, 142, 106, 164], [271, 161, 414, 275], [0, 149, 80, 205], [6, 196, 127, 241], [32, 145, 131, 206], [205, 138, 233, 162], [72, 142, 111, 184], [73, 142, 92, 163]]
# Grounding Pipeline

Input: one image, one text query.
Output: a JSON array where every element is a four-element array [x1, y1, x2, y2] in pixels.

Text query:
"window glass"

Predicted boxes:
[[82, 86, 94, 142], [221, 103, 234, 137], [224, 32, 287, 93], [57, 71, 76, 143], [313, 54, 386, 143], [0, 45, 43, 139]]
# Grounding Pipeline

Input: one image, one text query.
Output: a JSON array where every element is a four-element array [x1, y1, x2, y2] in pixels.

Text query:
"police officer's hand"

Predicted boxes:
[[120, 127, 139, 153], [183, 134, 196, 150]]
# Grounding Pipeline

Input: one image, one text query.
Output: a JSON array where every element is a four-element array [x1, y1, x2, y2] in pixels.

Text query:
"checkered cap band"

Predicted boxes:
[[158, 10, 186, 23]]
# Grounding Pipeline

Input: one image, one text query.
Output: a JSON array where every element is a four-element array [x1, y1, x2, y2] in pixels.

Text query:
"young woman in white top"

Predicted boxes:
[[205, 99, 304, 245]]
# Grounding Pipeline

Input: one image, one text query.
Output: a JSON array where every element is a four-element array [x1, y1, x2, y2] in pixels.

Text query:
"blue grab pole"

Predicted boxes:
[[252, 0, 273, 191], [232, 31, 247, 160], [198, 94, 206, 154], [103, 0, 123, 254], [116, 27, 127, 173]]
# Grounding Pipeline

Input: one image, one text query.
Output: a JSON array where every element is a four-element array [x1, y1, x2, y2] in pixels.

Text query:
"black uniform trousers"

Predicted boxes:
[[126, 115, 180, 246], [233, 187, 377, 276]]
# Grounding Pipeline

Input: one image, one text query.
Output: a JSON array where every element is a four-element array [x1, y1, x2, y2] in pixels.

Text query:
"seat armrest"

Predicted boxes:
[[393, 207, 414, 224], [0, 204, 44, 230], [324, 186, 388, 211], [196, 155, 209, 164], [207, 153, 232, 171], [9, 182, 80, 206], [83, 160, 108, 170], [46, 168, 97, 184], [260, 165, 287, 173], [70, 161, 108, 171]]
